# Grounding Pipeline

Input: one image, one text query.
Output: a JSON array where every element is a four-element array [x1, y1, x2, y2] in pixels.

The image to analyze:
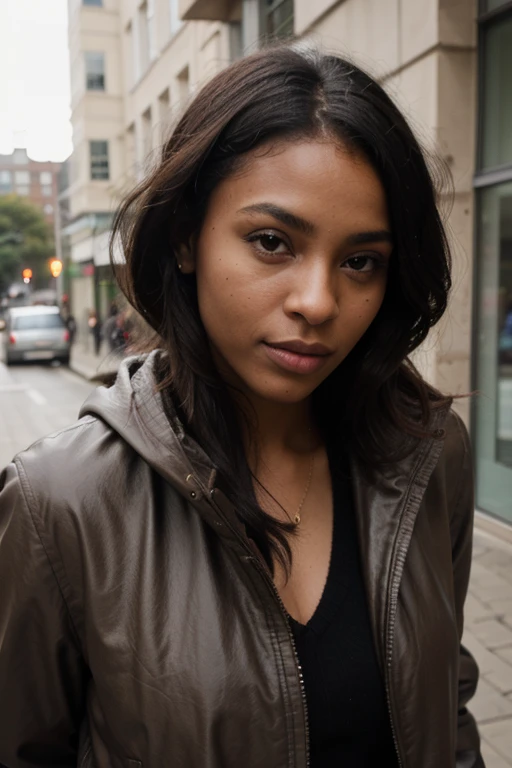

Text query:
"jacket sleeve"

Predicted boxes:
[[0, 460, 87, 768], [449, 413, 485, 768]]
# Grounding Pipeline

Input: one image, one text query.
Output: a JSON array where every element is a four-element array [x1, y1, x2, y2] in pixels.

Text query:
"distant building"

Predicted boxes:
[[0, 148, 60, 229]]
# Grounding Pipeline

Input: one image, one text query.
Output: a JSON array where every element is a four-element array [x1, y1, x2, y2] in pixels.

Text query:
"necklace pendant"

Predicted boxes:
[[294, 513, 301, 525]]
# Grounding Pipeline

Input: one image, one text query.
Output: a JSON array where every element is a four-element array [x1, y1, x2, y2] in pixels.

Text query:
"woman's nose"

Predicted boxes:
[[283, 263, 339, 326]]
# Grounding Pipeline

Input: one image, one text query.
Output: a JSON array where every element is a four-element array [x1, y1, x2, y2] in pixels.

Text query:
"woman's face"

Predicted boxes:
[[185, 138, 393, 405]]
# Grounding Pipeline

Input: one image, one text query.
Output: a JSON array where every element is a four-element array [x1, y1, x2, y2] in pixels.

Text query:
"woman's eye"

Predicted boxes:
[[343, 254, 382, 273], [246, 232, 289, 255]]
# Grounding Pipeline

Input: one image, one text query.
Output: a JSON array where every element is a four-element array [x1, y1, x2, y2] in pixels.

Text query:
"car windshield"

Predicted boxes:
[[13, 314, 64, 330]]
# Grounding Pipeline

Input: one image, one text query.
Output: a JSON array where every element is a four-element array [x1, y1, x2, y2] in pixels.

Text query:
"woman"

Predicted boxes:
[[0, 45, 483, 768]]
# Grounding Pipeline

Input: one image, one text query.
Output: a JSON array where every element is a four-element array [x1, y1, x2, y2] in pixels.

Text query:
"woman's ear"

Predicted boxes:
[[177, 240, 195, 274]]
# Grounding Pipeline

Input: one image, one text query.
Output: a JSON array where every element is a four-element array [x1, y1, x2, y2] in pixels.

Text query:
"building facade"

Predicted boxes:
[[0, 148, 60, 229], [65, 0, 512, 526]]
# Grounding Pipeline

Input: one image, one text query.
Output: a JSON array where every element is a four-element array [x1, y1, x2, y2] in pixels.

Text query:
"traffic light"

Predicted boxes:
[[49, 259, 63, 278], [22, 268, 32, 284]]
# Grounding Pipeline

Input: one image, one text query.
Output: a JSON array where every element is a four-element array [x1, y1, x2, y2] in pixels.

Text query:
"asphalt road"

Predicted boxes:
[[0, 334, 95, 469]]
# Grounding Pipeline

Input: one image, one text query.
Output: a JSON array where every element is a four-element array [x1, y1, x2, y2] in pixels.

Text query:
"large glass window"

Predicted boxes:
[[85, 51, 105, 91], [481, 14, 512, 169], [475, 183, 512, 519], [474, 4, 512, 523], [90, 141, 109, 180]]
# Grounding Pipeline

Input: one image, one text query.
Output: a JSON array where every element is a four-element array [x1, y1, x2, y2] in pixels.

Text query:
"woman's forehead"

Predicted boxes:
[[207, 139, 390, 232]]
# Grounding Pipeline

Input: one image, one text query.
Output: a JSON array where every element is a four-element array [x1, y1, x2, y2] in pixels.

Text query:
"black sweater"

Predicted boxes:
[[289, 451, 399, 767]]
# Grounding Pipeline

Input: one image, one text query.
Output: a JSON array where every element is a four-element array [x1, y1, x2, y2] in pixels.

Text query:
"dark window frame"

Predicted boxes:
[[471, 0, 512, 519], [85, 51, 106, 91], [260, 0, 294, 40], [89, 140, 110, 181]]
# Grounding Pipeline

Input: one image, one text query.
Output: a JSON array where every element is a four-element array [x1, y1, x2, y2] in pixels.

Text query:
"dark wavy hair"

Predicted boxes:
[[111, 44, 452, 570]]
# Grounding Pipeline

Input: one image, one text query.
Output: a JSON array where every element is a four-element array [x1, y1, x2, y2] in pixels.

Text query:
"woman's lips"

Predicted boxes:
[[262, 342, 331, 374]]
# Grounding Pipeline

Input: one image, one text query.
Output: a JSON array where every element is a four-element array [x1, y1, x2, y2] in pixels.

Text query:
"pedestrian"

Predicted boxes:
[[87, 308, 102, 355], [66, 313, 77, 346], [0, 44, 483, 768], [102, 301, 121, 352]]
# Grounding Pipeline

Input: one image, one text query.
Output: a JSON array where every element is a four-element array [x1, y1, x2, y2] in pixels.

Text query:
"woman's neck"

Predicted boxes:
[[236, 392, 317, 470]]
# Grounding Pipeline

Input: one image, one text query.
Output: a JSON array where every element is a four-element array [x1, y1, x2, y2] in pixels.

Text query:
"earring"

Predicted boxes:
[[177, 262, 182, 271]]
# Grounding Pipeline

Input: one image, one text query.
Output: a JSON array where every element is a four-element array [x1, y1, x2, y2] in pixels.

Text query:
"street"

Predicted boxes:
[[0, 335, 94, 469]]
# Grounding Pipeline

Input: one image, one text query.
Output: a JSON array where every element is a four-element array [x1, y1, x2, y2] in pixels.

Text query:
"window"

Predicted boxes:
[[138, 1, 156, 72], [40, 171, 52, 185], [15, 170, 30, 195], [142, 107, 153, 161], [90, 141, 109, 180], [126, 21, 136, 85], [0, 170, 12, 192], [480, 13, 512, 170], [42, 185, 53, 197], [169, 0, 182, 35], [158, 88, 171, 140], [473, 3, 512, 524], [83, 0, 103, 6], [177, 65, 189, 106], [481, 0, 511, 12], [85, 51, 106, 91], [260, 0, 293, 39], [13, 314, 65, 331]]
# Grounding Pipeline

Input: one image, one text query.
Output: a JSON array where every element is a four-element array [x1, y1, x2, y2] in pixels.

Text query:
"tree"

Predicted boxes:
[[0, 195, 55, 293]]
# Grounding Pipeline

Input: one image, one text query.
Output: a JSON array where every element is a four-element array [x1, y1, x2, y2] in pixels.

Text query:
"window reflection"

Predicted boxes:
[[475, 183, 512, 519], [497, 193, 512, 465]]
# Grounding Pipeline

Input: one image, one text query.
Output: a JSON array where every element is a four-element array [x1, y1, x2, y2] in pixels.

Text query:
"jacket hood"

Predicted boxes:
[[80, 352, 218, 503]]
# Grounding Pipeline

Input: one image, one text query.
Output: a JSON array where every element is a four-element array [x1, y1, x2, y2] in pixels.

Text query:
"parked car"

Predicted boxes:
[[4, 305, 70, 366]]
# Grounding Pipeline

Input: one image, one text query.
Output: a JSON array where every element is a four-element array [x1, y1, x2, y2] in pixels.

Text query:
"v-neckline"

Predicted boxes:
[[287, 448, 351, 636], [287, 507, 337, 635]]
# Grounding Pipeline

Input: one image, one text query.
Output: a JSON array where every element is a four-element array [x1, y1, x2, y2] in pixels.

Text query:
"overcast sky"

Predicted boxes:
[[0, 0, 72, 162]]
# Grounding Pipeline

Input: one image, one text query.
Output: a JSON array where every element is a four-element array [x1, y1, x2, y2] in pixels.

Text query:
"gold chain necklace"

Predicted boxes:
[[292, 450, 314, 526], [252, 430, 315, 527]]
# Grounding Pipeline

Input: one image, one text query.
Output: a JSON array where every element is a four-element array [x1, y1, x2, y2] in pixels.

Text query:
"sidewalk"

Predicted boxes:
[[70, 341, 123, 382], [464, 525, 512, 767]]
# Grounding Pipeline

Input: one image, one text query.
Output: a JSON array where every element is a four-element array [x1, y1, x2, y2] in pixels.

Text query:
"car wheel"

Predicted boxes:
[[60, 354, 70, 366]]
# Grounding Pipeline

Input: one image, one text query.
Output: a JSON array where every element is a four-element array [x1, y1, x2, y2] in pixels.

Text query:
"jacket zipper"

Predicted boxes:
[[250, 556, 311, 768], [207, 489, 311, 767], [383, 447, 433, 768], [385, 554, 404, 768]]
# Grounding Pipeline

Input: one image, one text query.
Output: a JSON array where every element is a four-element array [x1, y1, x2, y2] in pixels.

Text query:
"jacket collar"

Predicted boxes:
[[82, 353, 452, 597]]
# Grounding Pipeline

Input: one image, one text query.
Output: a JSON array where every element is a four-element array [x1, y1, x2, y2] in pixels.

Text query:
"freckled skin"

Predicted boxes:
[[183, 139, 393, 405]]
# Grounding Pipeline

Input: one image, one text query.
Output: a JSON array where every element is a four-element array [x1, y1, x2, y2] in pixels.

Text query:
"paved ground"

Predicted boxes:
[[0, 336, 512, 764], [464, 529, 512, 767]]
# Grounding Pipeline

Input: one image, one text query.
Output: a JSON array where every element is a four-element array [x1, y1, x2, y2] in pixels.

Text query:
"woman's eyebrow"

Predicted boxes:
[[238, 203, 393, 246], [346, 230, 393, 246], [238, 203, 316, 235]]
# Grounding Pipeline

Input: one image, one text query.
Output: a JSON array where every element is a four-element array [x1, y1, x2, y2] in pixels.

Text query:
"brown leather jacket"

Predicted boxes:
[[0, 354, 484, 768]]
